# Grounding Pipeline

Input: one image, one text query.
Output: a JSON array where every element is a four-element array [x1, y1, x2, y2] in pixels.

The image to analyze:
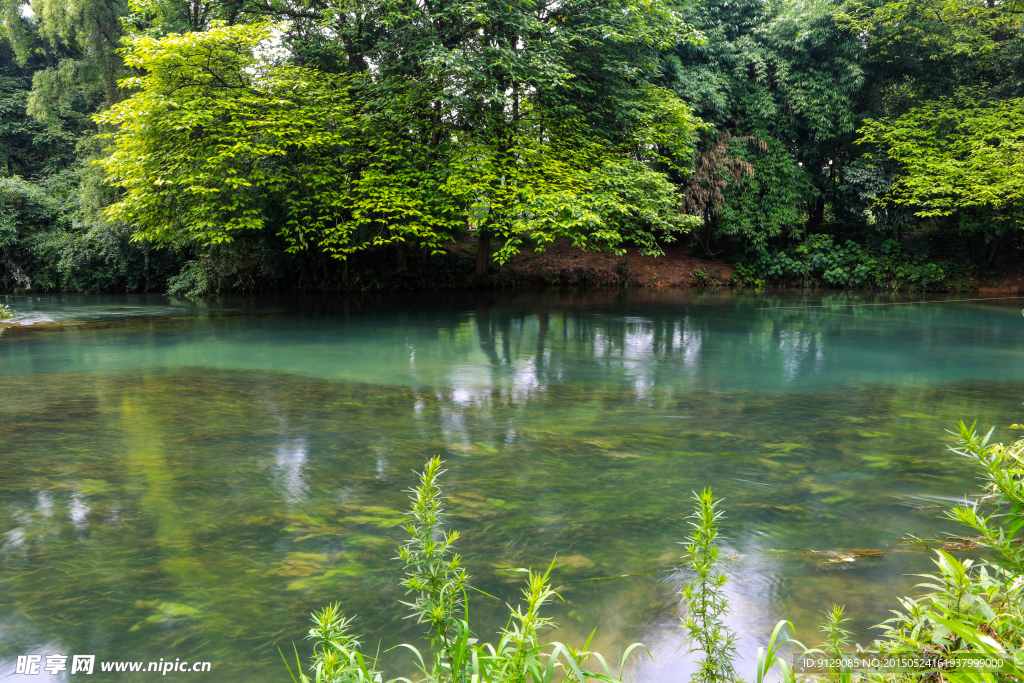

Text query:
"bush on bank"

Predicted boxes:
[[731, 236, 972, 292]]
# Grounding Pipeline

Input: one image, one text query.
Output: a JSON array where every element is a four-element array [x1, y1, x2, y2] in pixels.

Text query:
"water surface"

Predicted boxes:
[[2, 290, 1023, 681]]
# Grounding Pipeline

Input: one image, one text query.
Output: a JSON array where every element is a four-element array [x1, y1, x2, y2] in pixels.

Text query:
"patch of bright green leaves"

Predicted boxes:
[[859, 91, 1024, 226], [96, 17, 703, 266]]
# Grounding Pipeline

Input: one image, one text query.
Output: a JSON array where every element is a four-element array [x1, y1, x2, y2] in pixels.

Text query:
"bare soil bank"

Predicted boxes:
[[458, 237, 1024, 293], [975, 271, 1024, 295], [457, 238, 735, 288]]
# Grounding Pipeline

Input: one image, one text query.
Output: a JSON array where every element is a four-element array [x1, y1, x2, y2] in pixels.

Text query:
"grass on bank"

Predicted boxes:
[[287, 422, 1024, 682]]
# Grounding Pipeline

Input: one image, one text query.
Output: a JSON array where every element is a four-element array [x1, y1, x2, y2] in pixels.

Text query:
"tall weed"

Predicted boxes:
[[291, 425, 1024, 683], [679, 489, 740, 683], [286, 456, 646, 683]]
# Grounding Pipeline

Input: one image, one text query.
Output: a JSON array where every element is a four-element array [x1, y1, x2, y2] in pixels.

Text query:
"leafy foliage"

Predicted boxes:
[[844, 0, 1024, 254], [679, 489, 740, 683], [838, 0, 1023, 70], [4, 0, 1024, 292], [96, 22, 380, 255], [733, 234, 948, 290], [869, 423, 1024, 678], [946, 423, 1024, 575], [94, 18, 702, 275], [859, 92, 1024, 222], [669, 0, 865, 252], [285, 457, 647, 683]]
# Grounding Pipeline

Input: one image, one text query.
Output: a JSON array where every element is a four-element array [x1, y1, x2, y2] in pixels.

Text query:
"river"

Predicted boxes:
[[1, 289, 1022, 681]]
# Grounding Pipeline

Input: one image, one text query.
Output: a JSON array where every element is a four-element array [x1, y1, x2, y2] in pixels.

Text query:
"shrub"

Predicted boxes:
[[733, 236, 950, 291]]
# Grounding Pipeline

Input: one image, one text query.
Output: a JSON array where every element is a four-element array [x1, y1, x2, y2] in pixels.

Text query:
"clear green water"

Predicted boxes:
[[2, 289, 1023, 681]]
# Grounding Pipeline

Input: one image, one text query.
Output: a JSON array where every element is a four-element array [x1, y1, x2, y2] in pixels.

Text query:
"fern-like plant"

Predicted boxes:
[[679, 488, 740, 683], [397, 456, 470, 680]]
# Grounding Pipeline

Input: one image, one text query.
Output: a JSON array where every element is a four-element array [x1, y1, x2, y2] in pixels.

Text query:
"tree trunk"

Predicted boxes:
[[475, 230, 492, 284], [418, 241, 429, 272], [985, 234, 1001, 268], [395, 241, 407, 270], [809, 196, 825, 230]]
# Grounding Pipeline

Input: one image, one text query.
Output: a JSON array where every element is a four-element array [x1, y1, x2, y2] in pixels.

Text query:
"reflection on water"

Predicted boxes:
[[1, 290, 1023, 681]]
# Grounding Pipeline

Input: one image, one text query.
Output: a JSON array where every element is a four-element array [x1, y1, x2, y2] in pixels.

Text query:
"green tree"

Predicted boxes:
[[858, 90, 1024, 228], [96, 22, 374, 256], [96, 16, 703, 275], [0, 0, 127, 127], [843, 0, 1024, 263], [668, 0, 865, 253], [301, 0, 707, 277]]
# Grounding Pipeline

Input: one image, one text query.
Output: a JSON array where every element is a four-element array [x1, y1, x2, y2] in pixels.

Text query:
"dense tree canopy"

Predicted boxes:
[[859, 92, 1024, 219], [94, 0, 705, 278], [1, 0, 1023, 293]]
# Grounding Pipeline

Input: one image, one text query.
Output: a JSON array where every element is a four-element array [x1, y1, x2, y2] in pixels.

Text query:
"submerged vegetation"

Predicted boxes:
[[291, 422, 1024, 682]]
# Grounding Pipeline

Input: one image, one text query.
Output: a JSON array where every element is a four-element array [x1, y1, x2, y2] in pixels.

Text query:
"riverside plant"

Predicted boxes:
[[0, 302, 13, 320], [868, 422, 1024, 683], [679, 489, 741, 683], [284, 456, 645, 683], [678, 425, 1024, 683], [679, 489, 805, 683], [815, 605, 853, 683], [290, 424, 1024, 683]]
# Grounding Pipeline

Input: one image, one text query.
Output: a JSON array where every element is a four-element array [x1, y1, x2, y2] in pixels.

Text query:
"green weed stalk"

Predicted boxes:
[[289, 423, 1024, 683], [680, 489, 740, 683]]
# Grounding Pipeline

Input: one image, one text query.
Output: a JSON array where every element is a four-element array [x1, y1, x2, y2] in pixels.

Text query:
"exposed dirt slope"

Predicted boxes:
[[456, 238, 734, 288]]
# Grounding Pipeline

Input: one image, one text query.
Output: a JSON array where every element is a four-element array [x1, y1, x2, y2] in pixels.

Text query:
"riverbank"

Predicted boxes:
[[484, 238, 1023, 293], [974, 271, 1024, 295], [481, 238, 735, 288], [3, 236, 1022, 295]]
